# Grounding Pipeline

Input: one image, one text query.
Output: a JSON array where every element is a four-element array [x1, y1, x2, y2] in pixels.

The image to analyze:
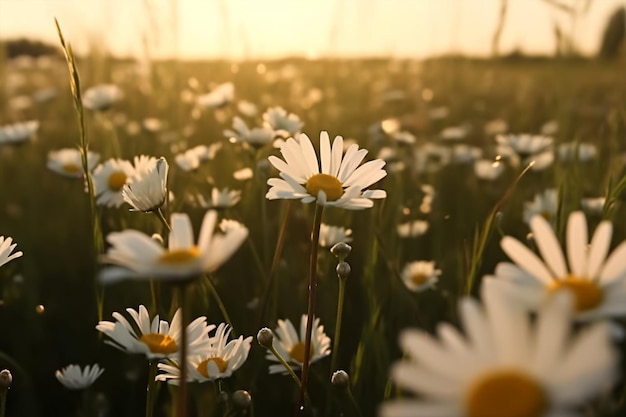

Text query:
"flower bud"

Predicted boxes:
[[336, 262, 351, 280], [331, 370, 350, 389], [232, 390, 252, 409], [257, 327, 274, 349], [0, 369, 12, 389], [330, 242, 352, 261]]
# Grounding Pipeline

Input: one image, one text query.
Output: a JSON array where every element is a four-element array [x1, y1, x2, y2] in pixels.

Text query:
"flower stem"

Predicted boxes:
[[0, 389, 7, 417], [145, 360, 159, 417], [330, 277, 346, 376], [296, 203, 324, 416], [155, 208, 171, 233], [204, 274, 237, 337], [177, 284, 189, 417]]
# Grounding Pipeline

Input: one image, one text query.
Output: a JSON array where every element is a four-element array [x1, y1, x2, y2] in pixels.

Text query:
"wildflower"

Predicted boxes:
[[99, 210, 248, 283], [197, 82, 234, 108], [96, 305, 213, 360], [486, 211, 626, 321], [237, 100, 258, 117], [558, 143, 598, 162], [474, 159, 504, 181], [496, 134, 553, 158], [83, 84, 122, 111], [0, 120, 39, 145], [156, 323, 252, 383], [175, 146, 213, 172], [440, 126, 468, 141], [194, 188, 242, 210], [92, 158, 135, 208], [233, 167, 254, 181], [224, 116, 274, 148], [397, 220, 429, 238], [528, 150, 554, 172], [262, 106, 303, 139], [266, 315, 331, 374], [56, 364, 104, 390], [47, 148, 100, 178], [452, 144, 482, 163], [319, 224, 353, 248], [400, 261, 440, 292], [380, 283, 617, 417], [0, 236, 23, 268], [581, 197, 606, 216], [266, 131, 387, 210], [523, 189, 558, 224], [122, 157, 168, 212]]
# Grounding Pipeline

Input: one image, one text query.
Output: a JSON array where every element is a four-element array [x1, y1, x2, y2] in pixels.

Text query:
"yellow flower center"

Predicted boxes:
[[62, 163, 81, 173], [305, 173, 343, 201], [466, 370, 547, 417], [548, 275, 603, 312], [411, 273, 429, 286], [158, 247, 200, 264], [289, 342, 314, 364], [139, 333, 178, 355], [107, 171, 127, 191], [196, 357, 229, 378]]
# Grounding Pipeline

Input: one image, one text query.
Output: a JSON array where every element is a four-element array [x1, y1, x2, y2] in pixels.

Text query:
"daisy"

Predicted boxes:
[[237, 100, 258, 117], [56, 364, 104, 390], [262, 106, 303, 139], [266, 131, 387, 210], [452, 145, 482, 164], [524, 189, 558, 225], [196, 82, 234, 108], [194, 188, 242, 210], [474, 159, 504, 181], [380, 282, 617, 417], [47, 148, 100, 178], [0, 236, 23, 268], [496, 134, 553, 158], [96, 305, 213, 360], [397, 220, 429, 238], [528, 150, 554, 172], [83, 84, 122, 111], [224, 116, 274, 148], [581, 197, 606, 216], [122, 157, 168, 212], [156, 323, 252, 383], [486, 211, 626, 321], [558, 143, 597, 162], [440, 126, 468, 141], [175, 146, 208, 172], [400, 261, 441, 292], [319, 224, 353, 248], [92, 158, 135, 208], [266, 315, 331, 374], [99, 210, 248, 283], [0, 120, 39, 145], [233, 167, 254, 181]]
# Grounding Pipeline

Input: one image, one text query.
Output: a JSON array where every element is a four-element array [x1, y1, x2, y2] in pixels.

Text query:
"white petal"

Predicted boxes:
[[169, 213, 194, 250], [530, 215, 567, 277], [500, 237, 553, 284], [586, 221, 612, 278], [599, 241, 626, 284], [319, 131, 331, 174], [566, 211, 587, 277]]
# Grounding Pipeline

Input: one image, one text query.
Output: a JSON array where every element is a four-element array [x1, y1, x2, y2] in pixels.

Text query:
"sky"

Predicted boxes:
[[0, 0, 624, 59]]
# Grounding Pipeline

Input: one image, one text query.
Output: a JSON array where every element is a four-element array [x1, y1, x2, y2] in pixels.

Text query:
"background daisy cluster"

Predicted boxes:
[[0, 27, 626, 417]]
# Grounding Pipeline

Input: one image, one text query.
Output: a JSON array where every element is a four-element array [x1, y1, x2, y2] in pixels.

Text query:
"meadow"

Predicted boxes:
[[0, 40, 626, 417]]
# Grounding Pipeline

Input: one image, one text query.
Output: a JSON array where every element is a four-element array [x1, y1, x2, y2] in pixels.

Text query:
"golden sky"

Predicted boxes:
[[0, 0, 624, 59]]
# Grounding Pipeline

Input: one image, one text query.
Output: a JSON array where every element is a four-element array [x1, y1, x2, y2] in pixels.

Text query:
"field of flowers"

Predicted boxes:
[[0, 30, 626, 417]]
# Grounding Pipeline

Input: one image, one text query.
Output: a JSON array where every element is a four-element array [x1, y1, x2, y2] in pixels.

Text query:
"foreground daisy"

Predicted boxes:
[[400, 261, 440, 292], [56, 364, 104, 390], [96, 305, 213, 360], [99, 210, 248, 283], [122, 157, 168, 212], [266, 131, 387, 210], [156, 323, 253, 383], [47, 148, 100, 178], [266, 315, 331, 374], [92, 158, 135, 208], [0, 236, 23, 268], [486, 211, 626, 321], [380, 283, 617, 417]]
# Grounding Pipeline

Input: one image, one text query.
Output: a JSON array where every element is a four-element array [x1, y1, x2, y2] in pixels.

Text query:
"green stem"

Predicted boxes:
[[259, 200, 293, 327], [155, 208, 171, 233], [177, 284, 189, 417], [296, 203, 324, 416], [346, 386, 363, 417], [204, 274, 237, 337], [329, 278, 346, 374], [146, 360, 159, 417], [0, 390, 6, 417], [267, 345, 310, 407]]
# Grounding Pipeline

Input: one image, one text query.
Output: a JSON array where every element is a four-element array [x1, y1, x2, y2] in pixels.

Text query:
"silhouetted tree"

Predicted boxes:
[[1, 38, 60, 58]]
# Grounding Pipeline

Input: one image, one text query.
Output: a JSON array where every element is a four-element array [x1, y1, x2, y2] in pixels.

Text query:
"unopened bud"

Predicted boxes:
[[336, 262, 351, 280], [151, 233, 164, 245], [257, 327, 274, 349], [0, 370, 12, 389], [330, 242, 352, 261], [232, 390, 252, 409], [331, 370, 350, 389]]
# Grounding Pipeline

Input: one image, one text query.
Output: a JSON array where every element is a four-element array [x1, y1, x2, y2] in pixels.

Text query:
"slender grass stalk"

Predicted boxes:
[[55, 18, 105, 321], [329, 276, 346, 375], [177, 283, 189, 417], [0, 390, 6, 417], [204, 274, 237, 337], [155, 208, 172, 232], [145, 360, 159, 417], [297, 203, 324, 416], [345, 386, 363, 417], [602, 171, 626, 220], [259, 200, 293, 326]]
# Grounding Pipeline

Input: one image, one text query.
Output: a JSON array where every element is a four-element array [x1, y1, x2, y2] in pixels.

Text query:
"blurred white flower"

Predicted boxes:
[[452, 144, 482, 163], [0, 120, 39, 145], [233, 167, 254, 181], [262, 106, 303, 139], [195, 188, 242, 209], [224, 116, 274, 147], [319, 224, 353, 248], [83, 84, 122, 111], [400, 261, 440, 292], [528, 150, 554, 172], [484, 118, 508, 136], [56, 364, 104, 390], [440, 126, 468, 141], [237, 100, 258, 117], [541, 120, 559, 136], [474, 159, 504, 181], [47, 148, 100, 178], [524, 189, 558, 224], [581, 197, 606, 215], [397, 220, 429, 238], [558, 143, 598, 162], [197, 82, 234, 108], [0, 236, 23, 268], [496, 134, 552, 157]]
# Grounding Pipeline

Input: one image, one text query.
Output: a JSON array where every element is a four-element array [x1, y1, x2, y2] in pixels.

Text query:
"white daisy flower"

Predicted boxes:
[[581, 197, 606, 216], [262, 106, 304, 139], [391, 131, 416, 145], [452, 144, 482, 164], [558, 143, 598, 162], [0, 236, 23, 268], [319, 224, 353, 248], [99, 210, 248, 283], [175, 146, 212, 172], [440, 126, 468, 141], [96, 305, 213, 360], [496, 134, 553, 157], [47, 148, 100, 178], [400, 261, 440, 292], [122, 157, 168, 212], [380, 282, 618, 417], [528, 150, 554, 172], [397, 220, 429, 238], [486, 211, 626, 321], [196, 82, 234, 108], [266, 315, 331, 374], [83, 84, 122, 111], [156, 323, 252, 383], [93, 158, 135, 208], [524, 189, 558, 225], [194, 188, 242, 210], [56, 364, 104, 390], [233, 167, 254, 181], [0, 120, 39, 145], [237, 100, 258, 117], [224, 116, 274, 148], [266, 131, 387, 210], [474, 159, 504, 181]]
